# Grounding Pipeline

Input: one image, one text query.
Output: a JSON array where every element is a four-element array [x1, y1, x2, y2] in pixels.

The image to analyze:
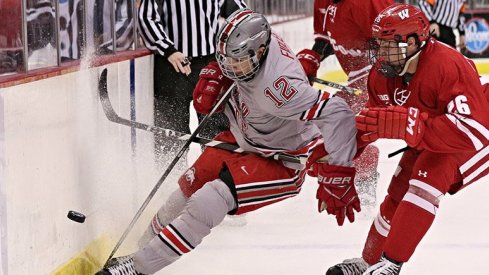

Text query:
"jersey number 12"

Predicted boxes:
[[264, 76, 298, 108]]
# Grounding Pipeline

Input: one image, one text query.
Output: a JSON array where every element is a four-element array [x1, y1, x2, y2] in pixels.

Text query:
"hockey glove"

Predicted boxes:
[[310, 164, 361, 226], [356, 106, 428, 148], [297, 49, 321, 84], [193, 61, 233, 114]]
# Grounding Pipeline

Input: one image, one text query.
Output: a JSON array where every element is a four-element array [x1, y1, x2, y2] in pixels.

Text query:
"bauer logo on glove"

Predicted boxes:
[[313, 164, 361, 226], [193, 62, 233, 114], [200, 67, 217, 76], [317, 174, 353, 185]]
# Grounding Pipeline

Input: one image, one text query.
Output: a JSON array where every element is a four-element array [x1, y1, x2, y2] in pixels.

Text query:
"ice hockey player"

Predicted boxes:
[[96, 8, 361, 275], [326, 3, 489, 275], [297, 0, 393, 212]]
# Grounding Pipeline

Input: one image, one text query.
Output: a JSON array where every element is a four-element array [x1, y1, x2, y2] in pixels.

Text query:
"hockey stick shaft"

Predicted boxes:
[[387, 146, 410, 158], [98, 76, 305, 164], [101, 69, 234, 265], [313, 77, 363, 96]]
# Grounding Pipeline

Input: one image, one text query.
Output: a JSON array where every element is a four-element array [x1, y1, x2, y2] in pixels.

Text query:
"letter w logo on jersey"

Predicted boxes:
[[398, 9, 410, 20]]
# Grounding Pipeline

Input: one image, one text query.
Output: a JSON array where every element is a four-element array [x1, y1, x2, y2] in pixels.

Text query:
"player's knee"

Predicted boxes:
[[186, 179, 237, 227], [218, 165, 239, 210], [388, 172, 411, 202], [402, 179, 444, 214], [178, 167, 200, 198]]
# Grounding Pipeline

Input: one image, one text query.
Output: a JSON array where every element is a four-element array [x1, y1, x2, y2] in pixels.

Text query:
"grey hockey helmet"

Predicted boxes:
[[216, 9, 271, 81]]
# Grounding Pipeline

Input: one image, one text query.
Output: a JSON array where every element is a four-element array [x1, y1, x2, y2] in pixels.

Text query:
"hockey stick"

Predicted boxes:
[[98, 72, 306, 165], [387, 146, 410, 158], [100, 68, 239, 266], [313, 77, 363, 96]]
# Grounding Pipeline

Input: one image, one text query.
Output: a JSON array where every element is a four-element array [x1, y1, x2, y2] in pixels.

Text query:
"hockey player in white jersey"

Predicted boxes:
[[96, 9, 360, 275]]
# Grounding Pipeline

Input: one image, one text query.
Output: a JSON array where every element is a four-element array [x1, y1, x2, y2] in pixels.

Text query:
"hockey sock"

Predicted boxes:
[[138, 188, 188, 248], [382, 200, 435, 262], [134, 179, 237, 274], [362, 195, 399, 265], [382, 179, 443, 262]]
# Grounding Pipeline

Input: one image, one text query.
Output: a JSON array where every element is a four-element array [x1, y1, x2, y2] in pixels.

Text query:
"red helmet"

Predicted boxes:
[[369, 3, 430, 77], [372, 3, 430, 43]]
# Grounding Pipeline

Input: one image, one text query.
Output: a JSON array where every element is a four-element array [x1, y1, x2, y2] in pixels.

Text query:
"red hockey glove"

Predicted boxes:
[[310, 164, 361, 226], [193, 61, 233, 114], [356, 106, 428, 148], [297, 49, 320, 84]]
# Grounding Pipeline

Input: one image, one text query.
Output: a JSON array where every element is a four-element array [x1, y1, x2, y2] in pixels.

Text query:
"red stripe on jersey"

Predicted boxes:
[[302, 91, 332, 121], [236, 196, 293, 215], [218, 10, 254, 54], [236, 184, 298, 200], [161, 227, 191, 254], [460, 149, 489, 187], [462, 154, 489, 179]]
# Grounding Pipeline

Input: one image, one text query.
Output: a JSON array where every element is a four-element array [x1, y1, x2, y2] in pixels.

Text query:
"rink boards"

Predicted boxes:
[[1, 32, 489, 274]]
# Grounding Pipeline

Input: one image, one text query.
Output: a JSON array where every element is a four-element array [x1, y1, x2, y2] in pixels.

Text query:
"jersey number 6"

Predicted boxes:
[[447, 95, 471, 115]]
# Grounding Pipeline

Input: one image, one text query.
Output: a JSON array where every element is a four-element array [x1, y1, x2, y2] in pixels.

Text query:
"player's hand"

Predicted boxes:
[[167, 51, 191, 75], [297, 49, 321, 84], [311, 164, 360, 226], [193, 61, 233, 114], [356, 106, 428, 147]]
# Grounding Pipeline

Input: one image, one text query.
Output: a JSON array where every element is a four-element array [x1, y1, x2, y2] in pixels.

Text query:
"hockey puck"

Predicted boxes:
[[67, 210, 86, 223]]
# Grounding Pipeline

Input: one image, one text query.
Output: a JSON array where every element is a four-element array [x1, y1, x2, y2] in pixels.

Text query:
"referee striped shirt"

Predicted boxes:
[[138, 0, 247, 58], [418, 0, 466, 34]]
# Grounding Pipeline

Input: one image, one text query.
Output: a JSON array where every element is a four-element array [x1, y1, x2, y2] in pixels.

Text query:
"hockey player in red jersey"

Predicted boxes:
[[96, 9, 360, 275], [297, 0, 394, 213], [326, 3, 489, 275]]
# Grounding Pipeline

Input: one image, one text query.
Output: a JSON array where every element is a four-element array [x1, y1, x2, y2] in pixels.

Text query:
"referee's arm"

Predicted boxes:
[[219, 0, 248, 18], [418, 0, 435, 22], [138, 0, 177, 57], [457, 4, 466, 36]]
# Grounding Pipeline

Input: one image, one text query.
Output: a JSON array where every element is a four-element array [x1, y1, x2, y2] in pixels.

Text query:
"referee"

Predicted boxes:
[[418, 0, 466, 49], [138, 0, 247, 167]]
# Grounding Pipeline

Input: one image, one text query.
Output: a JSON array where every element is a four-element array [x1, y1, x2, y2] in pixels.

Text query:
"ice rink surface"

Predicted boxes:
[[148, 17, 489, 275]]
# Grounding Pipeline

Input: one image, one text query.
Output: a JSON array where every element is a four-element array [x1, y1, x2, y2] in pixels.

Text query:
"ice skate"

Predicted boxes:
[[363, 255, 402, 275], [326, 258, 369, 275], [95, 255, 145, 275]]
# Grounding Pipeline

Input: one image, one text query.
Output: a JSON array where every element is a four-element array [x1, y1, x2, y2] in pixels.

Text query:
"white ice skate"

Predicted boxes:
[[326, 258, 369, 275], [363, 255, 402, 275]]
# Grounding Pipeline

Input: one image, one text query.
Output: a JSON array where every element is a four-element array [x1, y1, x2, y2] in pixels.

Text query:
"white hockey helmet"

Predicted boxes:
[[216, 9, 271, 81]]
